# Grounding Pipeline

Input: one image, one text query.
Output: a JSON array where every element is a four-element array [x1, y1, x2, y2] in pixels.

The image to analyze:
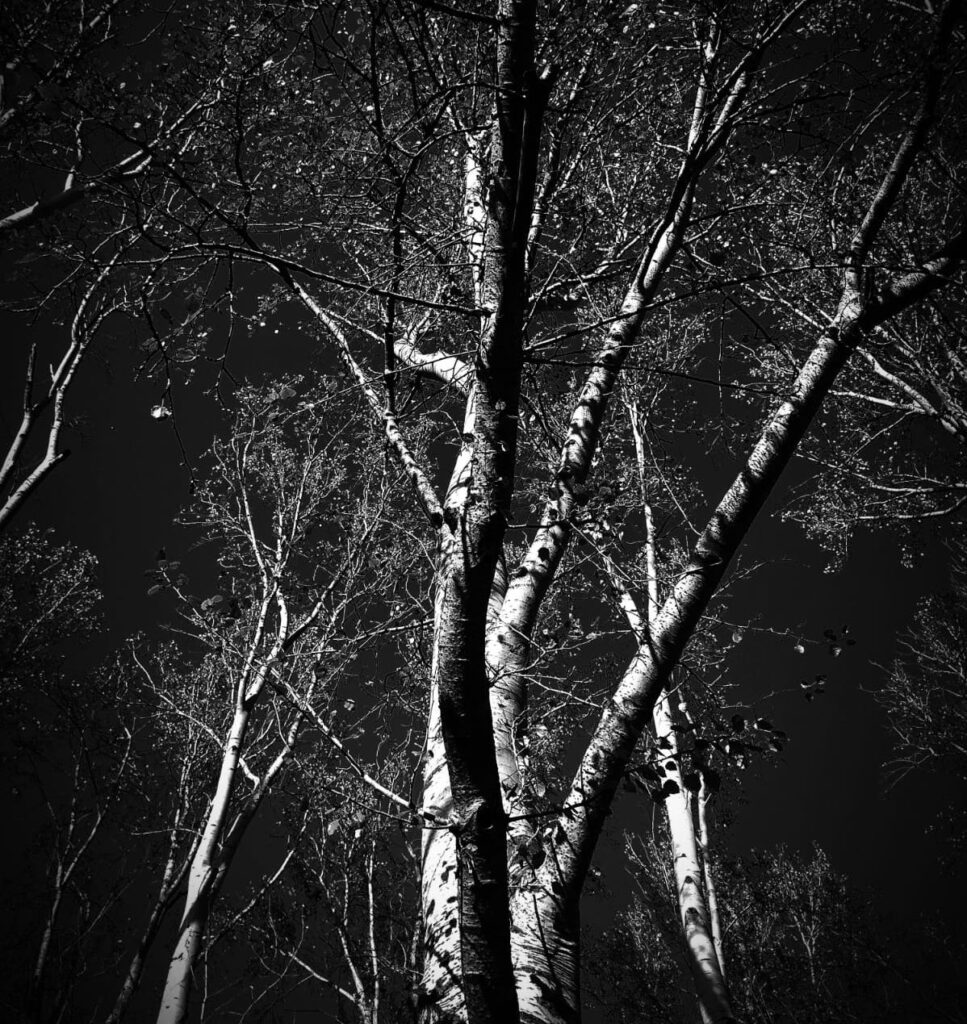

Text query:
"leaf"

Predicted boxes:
[[326, 820, 340, 836], [146, 584, 163, 596], [683, 772, 701, 793]]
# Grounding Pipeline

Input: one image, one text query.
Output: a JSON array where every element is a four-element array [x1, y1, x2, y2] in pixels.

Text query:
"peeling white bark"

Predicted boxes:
[[465, 130, 488, 308], [157, 706, 250, 1024], [511, 889, 580, 1024], [697, 779, 726, 984], [636, 432, 732, 1023], [420, 559, 464, 1023]]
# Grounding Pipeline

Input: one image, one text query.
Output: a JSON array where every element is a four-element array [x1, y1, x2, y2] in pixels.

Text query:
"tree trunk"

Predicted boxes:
[[510, 889, 581, 1024], [655, 724, 732, 1024], [419, 2, 547, 1020], [643, 500, 733, 1023], [697, 780, 726, 983], [538, 291, 868, 972], [420, 570, 464, 1023], [156, 706, 249, 1024]]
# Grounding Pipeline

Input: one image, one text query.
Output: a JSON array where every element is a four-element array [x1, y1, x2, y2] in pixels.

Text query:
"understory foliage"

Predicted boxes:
[[1, 0, 966, 1022], [877, 545, 967, 853], [594, 841, 967, 1024]]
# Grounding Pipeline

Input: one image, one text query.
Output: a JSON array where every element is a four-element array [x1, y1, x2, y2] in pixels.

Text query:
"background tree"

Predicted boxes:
[[876, 543, 967, 853], [597, 841, 967, 1024]]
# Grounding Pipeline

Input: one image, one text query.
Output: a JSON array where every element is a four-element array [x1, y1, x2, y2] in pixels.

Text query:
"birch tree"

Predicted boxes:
[[0, 530, 184, 1024], [603, 842, 967, 1024], [138, 382, 411, 1024], [2, 1, 966, 1022]]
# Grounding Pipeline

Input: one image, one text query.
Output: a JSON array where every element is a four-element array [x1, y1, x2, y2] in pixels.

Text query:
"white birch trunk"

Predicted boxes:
[[530, 292, 868, 1014], [106, 770, 197, 1024], [510, 888, 581, 1024], [419, 555, 463, 1023], [697, 780, 726, 983], [639, 453, 733, 1022], [156, 706, 249, 1024], [465, 130, 487, 308], [660, 774, 731, 1023]]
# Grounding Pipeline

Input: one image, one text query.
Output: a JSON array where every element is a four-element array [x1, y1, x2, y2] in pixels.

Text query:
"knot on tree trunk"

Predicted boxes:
[[448, 798, 508, 839]]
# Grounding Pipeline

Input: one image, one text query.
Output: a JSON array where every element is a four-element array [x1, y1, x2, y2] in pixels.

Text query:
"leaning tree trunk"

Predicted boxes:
[[530, 205, 967, 1010], [156, 706, 249, 1024]]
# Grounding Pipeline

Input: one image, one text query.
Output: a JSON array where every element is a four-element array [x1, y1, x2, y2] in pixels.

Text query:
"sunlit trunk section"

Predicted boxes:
[[157, 706, 250, 1024]]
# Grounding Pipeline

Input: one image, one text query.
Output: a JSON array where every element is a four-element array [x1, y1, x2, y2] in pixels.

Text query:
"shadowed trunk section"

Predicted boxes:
[[420, 2, 547, 1021]]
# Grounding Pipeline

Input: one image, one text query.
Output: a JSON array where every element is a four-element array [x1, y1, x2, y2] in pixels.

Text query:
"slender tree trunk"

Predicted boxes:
[[532, 293, 867, 1000], [28, 868, 64, 1020], [697, 780, 726, 984], [106, 882, 181, 1024], [489, 190, 701, 1024], [107, 756, 198, 1024], [156, 706, 249, 1024], [642, 496, 733, 1023]]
